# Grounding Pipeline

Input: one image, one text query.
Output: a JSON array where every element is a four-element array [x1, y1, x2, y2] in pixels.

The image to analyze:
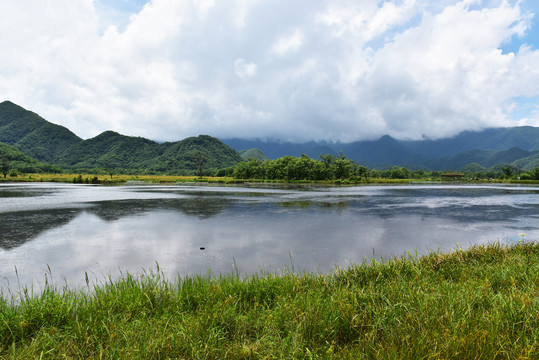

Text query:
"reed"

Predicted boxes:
[[1, 242, 537, 359]]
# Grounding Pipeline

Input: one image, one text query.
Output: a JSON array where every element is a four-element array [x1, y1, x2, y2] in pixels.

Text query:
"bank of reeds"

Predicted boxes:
[[1, 242, 538, 359]]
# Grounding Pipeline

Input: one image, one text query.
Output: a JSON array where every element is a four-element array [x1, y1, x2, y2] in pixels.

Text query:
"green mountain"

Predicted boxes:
[[157, 135, 243, 174], [54, 131, 164, 172], [512, 153, 539, 170], [438, 147, 538, 170], [239, 148, 269, 161], [400, 127, 539, 158], [0, 101, 82, 163], [0, 101, 243, 175], [56, 132, 242, 175], [222, 139, 336, 159]]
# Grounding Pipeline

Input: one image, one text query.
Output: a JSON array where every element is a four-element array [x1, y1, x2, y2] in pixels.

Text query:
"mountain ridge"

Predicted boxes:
[[0, 101, 82, 163], [222, 127, 539, 170], [0, 101, 242, 174]]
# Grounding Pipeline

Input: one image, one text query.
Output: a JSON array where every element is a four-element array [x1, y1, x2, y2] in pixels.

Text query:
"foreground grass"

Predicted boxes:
[[1, 242, 538, 359]]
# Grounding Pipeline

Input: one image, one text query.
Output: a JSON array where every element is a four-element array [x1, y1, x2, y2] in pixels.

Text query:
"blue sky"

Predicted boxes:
[[1, 0, 539, 142], [94, 0, 149, 31], [500, 0, 539, 53]]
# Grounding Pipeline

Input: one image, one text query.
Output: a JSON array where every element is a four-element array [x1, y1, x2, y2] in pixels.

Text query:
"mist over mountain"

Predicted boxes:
[[223, 127, 539, 171]]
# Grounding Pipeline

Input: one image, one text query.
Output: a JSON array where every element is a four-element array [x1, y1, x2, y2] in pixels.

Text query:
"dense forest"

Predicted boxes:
[[0, 142, 62, 177], [228, 153, 539, 182]]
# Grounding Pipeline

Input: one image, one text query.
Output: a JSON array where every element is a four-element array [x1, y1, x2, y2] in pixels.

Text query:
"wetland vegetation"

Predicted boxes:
[[1, 242, 537, 359]]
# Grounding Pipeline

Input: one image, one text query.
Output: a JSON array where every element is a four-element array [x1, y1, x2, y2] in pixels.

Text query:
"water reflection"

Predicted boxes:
[[278, 200, 350, 209], [0, 209, 80, 250], [0, 195, 236, 249], [1, 183, 538, 293], [87, 196, 233, 221]]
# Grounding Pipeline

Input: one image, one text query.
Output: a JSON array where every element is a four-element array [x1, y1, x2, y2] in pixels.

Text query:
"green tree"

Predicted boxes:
[[233, 157, 264, 179], [528, 167, 539, 180], [1, 154, 10, 178], [333, 152, 352, 179], [390, 166, 410, 179], [319, 154, 334, 180], [355, 165, 369, 181], [295, 154, 315, 180], [194, 151, 207, 178], [501, 165, 514, 179], [103, 167, 114, 180]]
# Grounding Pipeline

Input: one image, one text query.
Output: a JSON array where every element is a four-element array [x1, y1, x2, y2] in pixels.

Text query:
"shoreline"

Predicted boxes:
[[2, 173, 539, 186]]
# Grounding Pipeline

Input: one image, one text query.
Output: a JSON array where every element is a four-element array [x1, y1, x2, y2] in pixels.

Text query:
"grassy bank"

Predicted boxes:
[[0, 173, 242, 184], [3, 173, 538, 185], [1, 242, 537, 359]]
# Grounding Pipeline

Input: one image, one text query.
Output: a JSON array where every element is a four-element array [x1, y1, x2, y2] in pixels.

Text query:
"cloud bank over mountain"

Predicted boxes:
[[1, 0, 539, 142]]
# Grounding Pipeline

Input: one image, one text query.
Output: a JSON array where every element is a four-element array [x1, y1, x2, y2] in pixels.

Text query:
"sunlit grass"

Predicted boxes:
[[0, 173, 240, 184], [2, 172, 538, 185], [1, 242, 537, 359]]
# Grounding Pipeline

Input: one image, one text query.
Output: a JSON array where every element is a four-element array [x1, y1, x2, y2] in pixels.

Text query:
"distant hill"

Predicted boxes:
[[239, 148, 269, 161], [401, 127, 539, 157], [0, 101, 82, 163], [437, 147, 537, 170], [55, 132, 243, 174], [157, 135, 244, 174], [223, 128, 539, 170], [54, 131, 243, 174], [54, 131, 164, 172], [0, 101, 243, 175], [222, 139, 336, 159]]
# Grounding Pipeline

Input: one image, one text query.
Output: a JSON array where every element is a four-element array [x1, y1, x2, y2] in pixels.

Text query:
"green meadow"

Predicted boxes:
[[1, 242, 537, 359]]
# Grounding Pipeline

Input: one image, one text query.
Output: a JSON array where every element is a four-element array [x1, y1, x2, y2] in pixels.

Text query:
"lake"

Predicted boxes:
[[1, 182, 538, 294]]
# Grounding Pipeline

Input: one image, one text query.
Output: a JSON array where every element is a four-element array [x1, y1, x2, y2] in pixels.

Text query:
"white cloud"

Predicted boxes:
[[1, 0, 539, 142], [234, 58, 258, 79], [271, 29, 304, 56]]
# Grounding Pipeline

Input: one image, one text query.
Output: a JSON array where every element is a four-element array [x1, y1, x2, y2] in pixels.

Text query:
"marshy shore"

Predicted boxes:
[[1, 242, 537, 359]]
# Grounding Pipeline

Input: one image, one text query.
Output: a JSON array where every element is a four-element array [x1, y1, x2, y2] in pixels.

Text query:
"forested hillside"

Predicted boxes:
[[55, 132, 242, 175], [0, 142, 62, 176], [54, 131, 163, 173], [0, 101, 243, 175], [0, 101, 82, 162]]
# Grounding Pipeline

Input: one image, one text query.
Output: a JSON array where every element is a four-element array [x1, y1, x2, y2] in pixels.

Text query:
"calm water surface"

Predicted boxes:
[[1, 182, 538, 293]]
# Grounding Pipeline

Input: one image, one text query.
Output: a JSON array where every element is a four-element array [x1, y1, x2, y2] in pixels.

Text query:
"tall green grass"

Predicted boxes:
[[1, 242, 537, 359]]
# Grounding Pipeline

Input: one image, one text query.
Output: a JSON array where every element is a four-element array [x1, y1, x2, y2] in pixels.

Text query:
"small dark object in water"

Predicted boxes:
[[200, 247, 206, 250]]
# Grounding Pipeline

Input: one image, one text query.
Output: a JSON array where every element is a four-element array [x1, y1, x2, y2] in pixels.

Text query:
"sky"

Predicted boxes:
[[1, 0, 539, 143]]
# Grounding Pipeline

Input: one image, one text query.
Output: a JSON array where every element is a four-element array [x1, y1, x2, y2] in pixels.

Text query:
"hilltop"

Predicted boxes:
[[0, 101, 82, 163]]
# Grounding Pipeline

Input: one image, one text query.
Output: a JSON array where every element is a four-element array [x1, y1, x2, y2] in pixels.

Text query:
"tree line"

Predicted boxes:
[[228, 153, 368, 182], [225, 154, 539, 182], [3, 145, 539, 182]]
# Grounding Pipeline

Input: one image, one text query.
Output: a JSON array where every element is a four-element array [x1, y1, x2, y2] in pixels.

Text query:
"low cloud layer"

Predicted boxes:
[[1, 0, 539, 142]]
